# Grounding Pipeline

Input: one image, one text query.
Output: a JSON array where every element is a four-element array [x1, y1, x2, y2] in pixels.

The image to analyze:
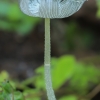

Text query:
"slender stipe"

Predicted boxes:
[[44, 18, 56, 100]]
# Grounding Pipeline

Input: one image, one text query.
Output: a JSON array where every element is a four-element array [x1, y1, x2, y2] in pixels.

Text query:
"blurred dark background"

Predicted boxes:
[[0, 0, 100, 100]]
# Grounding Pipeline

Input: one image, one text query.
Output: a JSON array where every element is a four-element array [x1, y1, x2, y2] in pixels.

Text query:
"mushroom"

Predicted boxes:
[[18, 0, 87, 100], [19, 0, 86, 18]]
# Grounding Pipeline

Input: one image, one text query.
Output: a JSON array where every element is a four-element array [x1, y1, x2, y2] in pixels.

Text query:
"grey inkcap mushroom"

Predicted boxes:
[[19, 0, 86, 18]]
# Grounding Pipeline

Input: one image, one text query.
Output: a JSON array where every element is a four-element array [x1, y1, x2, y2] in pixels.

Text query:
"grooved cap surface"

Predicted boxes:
[[19, 0, 86, 18]]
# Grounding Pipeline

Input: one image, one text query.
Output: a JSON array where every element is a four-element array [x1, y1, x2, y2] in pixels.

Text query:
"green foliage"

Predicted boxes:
[[0, 71, 9, 82], [35, 55, 99, 91], [0, 1, 41, 35], [96, 0, 100, 18], [0, 55, 99, 100], [23, 89, 40, 100], [59, 95, 77, 100], [0, 80, 24, 100], [70, 63, 99, 94], [52, 56, 75, 89]]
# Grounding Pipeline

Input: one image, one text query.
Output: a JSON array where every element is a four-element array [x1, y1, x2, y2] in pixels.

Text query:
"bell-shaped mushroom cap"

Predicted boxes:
[[19, 0, 86, 18]]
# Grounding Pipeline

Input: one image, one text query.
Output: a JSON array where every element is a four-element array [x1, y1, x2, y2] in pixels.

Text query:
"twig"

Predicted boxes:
[[86, 84, 100, 99]]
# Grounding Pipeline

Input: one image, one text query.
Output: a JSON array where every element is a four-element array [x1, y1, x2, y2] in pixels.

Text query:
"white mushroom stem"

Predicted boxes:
[[44, 18, 56, 100]]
